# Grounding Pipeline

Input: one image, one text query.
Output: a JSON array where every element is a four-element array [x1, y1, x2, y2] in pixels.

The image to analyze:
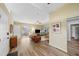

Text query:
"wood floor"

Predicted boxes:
[[17, 36, 68, 56], [67, 39, 79, 56]]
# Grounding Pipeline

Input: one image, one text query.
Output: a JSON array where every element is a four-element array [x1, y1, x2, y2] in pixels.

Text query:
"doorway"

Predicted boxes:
[[67, 17, 79, 56], [0, 9, 9, 55]]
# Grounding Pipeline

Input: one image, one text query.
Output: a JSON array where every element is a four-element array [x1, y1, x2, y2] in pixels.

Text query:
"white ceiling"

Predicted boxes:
[[5, 3, 65, 24]]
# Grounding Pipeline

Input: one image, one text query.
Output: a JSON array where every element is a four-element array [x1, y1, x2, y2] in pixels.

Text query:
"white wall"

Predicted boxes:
[[49, 21, 67, 52]]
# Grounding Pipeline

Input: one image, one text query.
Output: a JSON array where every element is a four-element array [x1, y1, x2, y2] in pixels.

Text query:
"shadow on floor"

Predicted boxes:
[[7, 51, 18, 56]]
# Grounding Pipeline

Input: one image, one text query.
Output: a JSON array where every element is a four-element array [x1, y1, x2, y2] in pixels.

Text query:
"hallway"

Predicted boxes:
[[68, 39, 79, 56], [17, 36, 68, 56]]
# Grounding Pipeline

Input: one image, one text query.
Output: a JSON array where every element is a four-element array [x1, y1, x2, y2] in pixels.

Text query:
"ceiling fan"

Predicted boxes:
[[36, 20, 42, 24]]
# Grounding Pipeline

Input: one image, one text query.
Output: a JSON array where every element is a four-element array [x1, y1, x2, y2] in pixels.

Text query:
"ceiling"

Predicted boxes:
[[5, 3, 65, 24]]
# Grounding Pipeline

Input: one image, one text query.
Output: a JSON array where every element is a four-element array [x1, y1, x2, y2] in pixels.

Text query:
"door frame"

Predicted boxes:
[[67, 16, 79, 41]]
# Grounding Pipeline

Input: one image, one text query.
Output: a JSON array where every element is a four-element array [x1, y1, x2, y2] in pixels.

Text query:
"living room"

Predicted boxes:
[[0, 3, 66, 56], [0, 3, 79, 56]]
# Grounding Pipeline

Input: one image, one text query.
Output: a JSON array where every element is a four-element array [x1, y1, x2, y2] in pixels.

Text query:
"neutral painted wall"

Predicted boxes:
[[49, 4, 79, 52]]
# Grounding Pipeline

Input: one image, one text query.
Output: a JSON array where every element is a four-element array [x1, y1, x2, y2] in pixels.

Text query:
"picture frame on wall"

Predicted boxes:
[[52, 22, 61, 33]]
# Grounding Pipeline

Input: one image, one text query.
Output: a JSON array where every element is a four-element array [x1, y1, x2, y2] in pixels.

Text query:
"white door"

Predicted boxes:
[[0, 9, 9, 56]]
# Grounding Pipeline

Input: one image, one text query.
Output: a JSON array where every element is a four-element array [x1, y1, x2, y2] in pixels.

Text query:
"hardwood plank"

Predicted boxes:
[[68, 39, 79, 56], [18, 36, 68, 56]]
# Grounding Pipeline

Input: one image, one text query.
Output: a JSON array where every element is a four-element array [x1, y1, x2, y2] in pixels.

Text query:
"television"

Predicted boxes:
[[35, 29, 40, 33]]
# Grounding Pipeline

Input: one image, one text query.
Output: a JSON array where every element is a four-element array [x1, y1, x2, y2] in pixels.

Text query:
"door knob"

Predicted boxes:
[[7, 37, 9, 39]]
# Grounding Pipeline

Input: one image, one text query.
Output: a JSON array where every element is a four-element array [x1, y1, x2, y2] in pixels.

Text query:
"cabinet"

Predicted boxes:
[[10, 36, 17, 50]]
